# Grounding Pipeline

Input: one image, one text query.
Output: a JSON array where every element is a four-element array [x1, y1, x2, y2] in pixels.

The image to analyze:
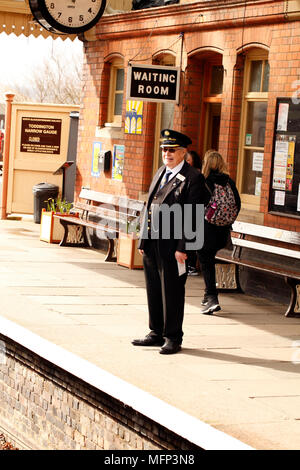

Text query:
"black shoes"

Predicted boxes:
[[132, 333, 164, 347], [159, 339, 181, 355], [132, 334, 181, 354], [201, 295, 221, 315]]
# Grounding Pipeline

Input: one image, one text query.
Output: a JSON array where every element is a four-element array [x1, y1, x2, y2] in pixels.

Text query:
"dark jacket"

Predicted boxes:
[[204, 171, 241, 212], [138, 160, 205, 258], [199, 171, 241, 253]]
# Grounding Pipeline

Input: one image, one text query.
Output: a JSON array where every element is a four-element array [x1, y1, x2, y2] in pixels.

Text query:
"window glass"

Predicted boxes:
[[245, 102, 267, 147], [249, 60, 262, 92], [116, 69, 124, 91], [262, 61, 270, 92], [241, 149, 263, 195], [210, 65, 224, 95], [114, 93, 123, 116]]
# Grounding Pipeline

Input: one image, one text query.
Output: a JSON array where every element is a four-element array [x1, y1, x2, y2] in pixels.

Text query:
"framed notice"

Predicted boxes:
[[269, 98, 300, 218], [112, 145, 125, 181], [125, 100, 143, 135], [91, 142, 102, 177], [20, 117, 62, 154]]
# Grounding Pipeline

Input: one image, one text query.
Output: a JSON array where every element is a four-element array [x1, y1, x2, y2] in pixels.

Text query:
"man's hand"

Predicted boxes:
[[175, 251, 187, 264], [139, 249, 144, 255]]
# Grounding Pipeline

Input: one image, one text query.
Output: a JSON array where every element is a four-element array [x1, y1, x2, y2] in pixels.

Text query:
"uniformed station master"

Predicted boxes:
[[132, 129, 205, 355]]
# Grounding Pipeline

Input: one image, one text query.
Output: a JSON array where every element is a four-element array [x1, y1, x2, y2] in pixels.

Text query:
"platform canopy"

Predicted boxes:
[[0, 0, 69, 39], [0, 0, 136, 39]]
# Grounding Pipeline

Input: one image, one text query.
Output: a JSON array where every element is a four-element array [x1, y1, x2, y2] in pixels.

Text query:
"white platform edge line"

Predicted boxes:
[[0, 316, 253, 451]]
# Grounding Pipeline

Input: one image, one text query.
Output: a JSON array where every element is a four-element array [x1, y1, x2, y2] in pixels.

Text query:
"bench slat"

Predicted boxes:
[[79, 188, 145, 212], [216, 253, 300, 280], [54, 215, 118, 235], [232, 237, 300, 260], [232, 221, 300, 246]]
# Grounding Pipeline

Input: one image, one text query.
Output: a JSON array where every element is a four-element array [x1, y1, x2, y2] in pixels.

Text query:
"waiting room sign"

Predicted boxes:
[[127, 63, 180, 103]]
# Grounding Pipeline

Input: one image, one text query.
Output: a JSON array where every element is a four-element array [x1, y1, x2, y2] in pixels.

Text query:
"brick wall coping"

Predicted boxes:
[[0, 316, 253, 450]]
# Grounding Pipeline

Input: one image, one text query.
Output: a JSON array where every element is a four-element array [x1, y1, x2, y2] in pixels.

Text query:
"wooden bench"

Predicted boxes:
[[54, 188, 145, 262], [216, 221, 300, 317]]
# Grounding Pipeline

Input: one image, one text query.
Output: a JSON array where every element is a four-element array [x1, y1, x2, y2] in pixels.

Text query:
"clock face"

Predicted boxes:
[[29, 0, 107, 34]]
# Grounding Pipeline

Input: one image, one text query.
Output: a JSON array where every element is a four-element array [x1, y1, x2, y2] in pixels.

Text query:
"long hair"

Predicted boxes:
[[202, 150, 228, 179]]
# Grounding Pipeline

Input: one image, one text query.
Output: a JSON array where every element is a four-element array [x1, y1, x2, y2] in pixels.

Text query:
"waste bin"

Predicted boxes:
[[32, 182, 59, 224]]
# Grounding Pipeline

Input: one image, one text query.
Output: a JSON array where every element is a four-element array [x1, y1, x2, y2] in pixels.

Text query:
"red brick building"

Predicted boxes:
[[76, 0, 300, 301]]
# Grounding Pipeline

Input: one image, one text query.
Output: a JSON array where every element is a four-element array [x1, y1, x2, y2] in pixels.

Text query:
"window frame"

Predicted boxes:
[[107, 59, 124, 127], [202, 59, 223, 154], [237, 49, 269, 211]]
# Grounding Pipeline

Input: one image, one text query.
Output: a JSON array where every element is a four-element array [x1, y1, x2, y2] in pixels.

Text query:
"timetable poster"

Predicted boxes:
[[269, 98, 300, 217], [112, 145, 125, 181], [272, 135, 296, 191]]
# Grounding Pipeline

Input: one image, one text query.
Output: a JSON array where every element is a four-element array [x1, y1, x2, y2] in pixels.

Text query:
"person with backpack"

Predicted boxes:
[[198, 150, 241, 314]]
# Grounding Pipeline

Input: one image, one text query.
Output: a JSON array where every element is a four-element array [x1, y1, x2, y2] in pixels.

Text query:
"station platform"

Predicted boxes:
[[0, 217, 300, 450]]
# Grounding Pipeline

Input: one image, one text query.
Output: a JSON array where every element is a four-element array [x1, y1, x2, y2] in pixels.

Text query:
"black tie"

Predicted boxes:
[[159, 170, 172, 189]]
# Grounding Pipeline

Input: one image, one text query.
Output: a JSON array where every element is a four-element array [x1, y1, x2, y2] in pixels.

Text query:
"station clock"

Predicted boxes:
[[28, 0, 107, 35]]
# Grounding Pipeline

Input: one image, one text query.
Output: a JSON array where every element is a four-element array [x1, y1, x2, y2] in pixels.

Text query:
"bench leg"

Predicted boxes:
[[284, 277, 300, 317], [215, 263, 243, 292], [104, 238, 116, 262], [59, 220, 90, 248]]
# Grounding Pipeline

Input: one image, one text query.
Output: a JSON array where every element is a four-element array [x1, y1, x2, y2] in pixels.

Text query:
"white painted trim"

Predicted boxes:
[[0, 316, 253, 451]]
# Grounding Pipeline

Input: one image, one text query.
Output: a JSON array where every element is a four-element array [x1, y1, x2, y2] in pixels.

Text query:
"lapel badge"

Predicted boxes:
[[176, 173, 185, 182]]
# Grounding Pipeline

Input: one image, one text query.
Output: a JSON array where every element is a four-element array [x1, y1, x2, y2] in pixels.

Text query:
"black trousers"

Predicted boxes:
[[198, 222, 230, 297], [142, 240, 187, 343]]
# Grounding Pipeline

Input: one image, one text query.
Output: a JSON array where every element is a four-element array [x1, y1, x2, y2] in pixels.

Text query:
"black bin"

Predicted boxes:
[[32, 182, 59, 224]]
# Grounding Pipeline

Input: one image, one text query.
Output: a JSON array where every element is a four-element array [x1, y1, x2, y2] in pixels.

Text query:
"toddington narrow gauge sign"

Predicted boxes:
[[127, 63, 180, 103]]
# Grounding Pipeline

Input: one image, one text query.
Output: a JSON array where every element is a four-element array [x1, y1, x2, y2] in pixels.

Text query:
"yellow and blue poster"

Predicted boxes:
[[91, 142, 102, 177], [125, 100, 143, 135], [112, 145, 125, 181]]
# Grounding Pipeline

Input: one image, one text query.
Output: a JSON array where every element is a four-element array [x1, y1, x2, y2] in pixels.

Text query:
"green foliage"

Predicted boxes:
[[46, 196, 72, 214]]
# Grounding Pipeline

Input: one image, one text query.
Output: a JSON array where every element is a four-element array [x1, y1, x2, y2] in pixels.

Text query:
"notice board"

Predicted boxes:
[[269, 98, 300, 218]]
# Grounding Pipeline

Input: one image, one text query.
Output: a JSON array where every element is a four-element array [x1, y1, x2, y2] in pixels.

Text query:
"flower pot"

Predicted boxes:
[[40, 209, 77, 244], [117, 233, 143, 269]]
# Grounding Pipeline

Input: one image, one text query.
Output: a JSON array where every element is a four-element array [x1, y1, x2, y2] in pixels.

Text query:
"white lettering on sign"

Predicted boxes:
[[137, 85, 169, 96], [133, 71, 176, 83]]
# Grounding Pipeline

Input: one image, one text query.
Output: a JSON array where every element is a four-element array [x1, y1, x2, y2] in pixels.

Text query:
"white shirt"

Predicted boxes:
[[165, 160, 185, 182]]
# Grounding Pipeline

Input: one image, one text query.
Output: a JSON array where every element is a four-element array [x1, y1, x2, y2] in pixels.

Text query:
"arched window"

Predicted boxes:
[[107, 57, 124, 127], [237, 48, 270, 210]]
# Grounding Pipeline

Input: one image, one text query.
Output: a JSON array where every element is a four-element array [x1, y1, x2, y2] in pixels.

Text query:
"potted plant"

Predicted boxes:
[[117, 217, 143, 269], [40, 196, 76, 244]]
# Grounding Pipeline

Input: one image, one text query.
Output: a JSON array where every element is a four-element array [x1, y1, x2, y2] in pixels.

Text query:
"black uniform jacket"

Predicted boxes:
[[138, 160, 205, 259]]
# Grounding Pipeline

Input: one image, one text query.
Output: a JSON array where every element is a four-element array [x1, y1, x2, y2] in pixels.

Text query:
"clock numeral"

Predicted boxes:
[[68, 17, 73, 23], [50, 3, 55, 9], [79, 15, 84, 22]]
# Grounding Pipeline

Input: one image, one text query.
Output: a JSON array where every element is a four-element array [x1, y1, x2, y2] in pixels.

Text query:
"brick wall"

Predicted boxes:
[[0, 334, 200, 450], [75, 0, 300, 233]]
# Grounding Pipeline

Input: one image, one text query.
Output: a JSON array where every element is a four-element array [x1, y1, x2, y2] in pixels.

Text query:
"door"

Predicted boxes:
[[7, 102, 79, 214]]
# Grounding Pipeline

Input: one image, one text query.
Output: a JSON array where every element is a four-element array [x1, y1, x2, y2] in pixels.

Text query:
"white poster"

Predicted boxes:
[[255, 177, 262, 196], [297, 184, 300, 212], [252, 152, 264, 172], [277, 103, 289, 131], [274, 190, 285, 206]]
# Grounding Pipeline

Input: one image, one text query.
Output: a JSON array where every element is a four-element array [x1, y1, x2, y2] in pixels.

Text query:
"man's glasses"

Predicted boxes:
[[162, 147, 180, 154]]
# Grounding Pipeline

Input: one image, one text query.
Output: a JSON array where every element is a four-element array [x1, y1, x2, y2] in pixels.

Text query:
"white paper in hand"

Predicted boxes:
[[177, 261, 186, 276]]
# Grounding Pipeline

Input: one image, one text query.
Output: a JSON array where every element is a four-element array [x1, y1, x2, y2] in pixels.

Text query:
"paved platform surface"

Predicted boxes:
[[0, 218, 300, 450]]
